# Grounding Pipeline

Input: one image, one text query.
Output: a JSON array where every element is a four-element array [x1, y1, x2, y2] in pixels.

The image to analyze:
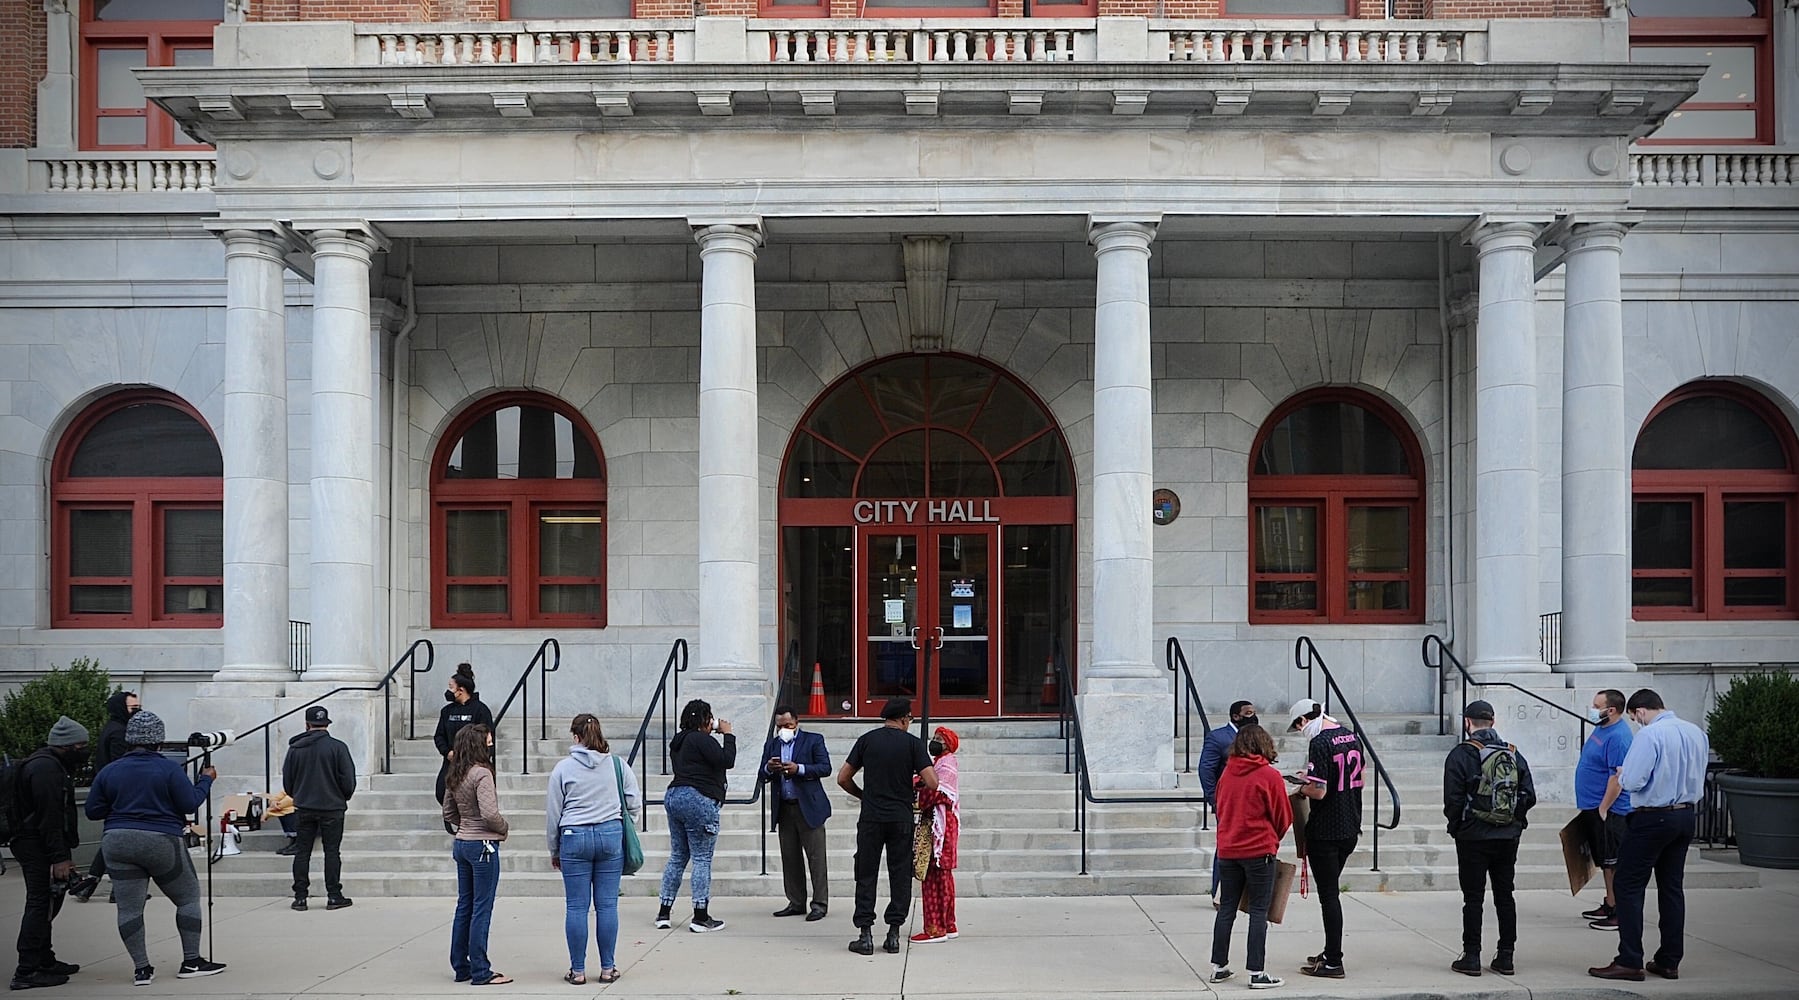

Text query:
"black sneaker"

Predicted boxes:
[[275, 841, 298, 856], [1490, 952, 1515, 976], [654, 905, 672, 930], [291, 898, 308, 911], [8, 970, 68, 991], [133, 967, 154, 988], [33, 964, 76, 978], [689, 916, 725, 933], [1589, 915, 1619, 930], [1581, 902, 1613, 920], [1451, 954, 1483, 977], [176, 959, 226, 979], [1300, 962, 1345, 979], [326, 896, 353, 911], [1248, 972, 1284, 989], [1208, 968, 1234, 984]]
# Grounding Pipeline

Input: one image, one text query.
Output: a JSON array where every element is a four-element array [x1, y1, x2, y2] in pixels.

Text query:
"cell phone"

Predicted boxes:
[[1283, 773, 1304, 784]]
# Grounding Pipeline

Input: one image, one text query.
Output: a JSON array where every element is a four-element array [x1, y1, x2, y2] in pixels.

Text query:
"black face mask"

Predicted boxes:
[[57, 746, 91, 770], [445, 690, 458, 703], [928, 739, 946, 758], [1235, 714, 1259, 729]]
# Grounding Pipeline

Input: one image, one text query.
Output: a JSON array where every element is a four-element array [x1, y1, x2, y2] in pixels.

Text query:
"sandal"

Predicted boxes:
[[597, 969, 621, 984], [564, 971, 586, 986], [472, 973, 513, 986]]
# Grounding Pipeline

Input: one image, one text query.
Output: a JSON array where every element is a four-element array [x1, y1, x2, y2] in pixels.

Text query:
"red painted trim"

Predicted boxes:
[[1630, 6, 1774, 146], [499, 0, 640, 16], [78, 2, 219, 151]]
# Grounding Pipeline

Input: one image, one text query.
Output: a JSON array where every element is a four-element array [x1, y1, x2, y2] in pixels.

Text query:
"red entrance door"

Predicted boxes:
[[860, 525, 997, 716]]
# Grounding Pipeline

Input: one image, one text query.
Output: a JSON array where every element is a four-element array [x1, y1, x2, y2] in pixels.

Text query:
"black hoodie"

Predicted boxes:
[[282, 728, 358, 813], [433, 694, 494, 759], [95, 690, 133, 772]]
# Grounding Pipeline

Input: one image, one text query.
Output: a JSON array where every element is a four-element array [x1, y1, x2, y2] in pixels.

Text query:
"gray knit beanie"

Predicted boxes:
[[126, 710, 166, 747], [47, 715, 89, 747]]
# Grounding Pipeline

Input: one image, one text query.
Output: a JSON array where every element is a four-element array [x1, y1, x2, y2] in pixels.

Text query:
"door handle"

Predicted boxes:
[[909, 626, 921, 651], [931, 626, 945, 650]]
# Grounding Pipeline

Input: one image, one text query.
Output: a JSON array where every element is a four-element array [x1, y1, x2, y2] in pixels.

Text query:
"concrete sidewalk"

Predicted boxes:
[[9, 858, 1795, 999]]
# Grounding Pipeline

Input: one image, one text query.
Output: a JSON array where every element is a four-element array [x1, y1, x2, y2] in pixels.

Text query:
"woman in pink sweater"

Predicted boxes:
[[1208, 724, 1293, 990]]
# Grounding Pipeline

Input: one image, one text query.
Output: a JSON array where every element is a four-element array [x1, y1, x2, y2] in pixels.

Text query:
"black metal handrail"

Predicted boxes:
[[489, 637, 561, 775], [1422, 634, 1588, 749], [405, 638, 439, 741], [1165, 637, 1217, 830], [1294, 636, 1401, 871], [626, 638, 689, 781], [228, 638, 434, 789]]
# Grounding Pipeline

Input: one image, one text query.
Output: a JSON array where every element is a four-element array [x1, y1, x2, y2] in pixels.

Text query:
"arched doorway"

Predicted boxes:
[[779, 354, 1076, 718]]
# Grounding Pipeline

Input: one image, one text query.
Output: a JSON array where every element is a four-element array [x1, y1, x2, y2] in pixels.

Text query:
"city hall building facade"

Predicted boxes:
[[0, 0, 1795, 786]]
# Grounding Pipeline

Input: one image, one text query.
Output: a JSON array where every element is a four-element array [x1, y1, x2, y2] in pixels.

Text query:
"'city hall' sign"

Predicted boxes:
[[852, 500, 1002, 524]]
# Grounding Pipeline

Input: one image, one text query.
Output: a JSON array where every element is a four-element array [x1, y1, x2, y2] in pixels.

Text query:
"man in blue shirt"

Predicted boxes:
[[1573, 689, 1632, 929], [1589, 689, 1709, 983], [1197, 700, 1258, 906]]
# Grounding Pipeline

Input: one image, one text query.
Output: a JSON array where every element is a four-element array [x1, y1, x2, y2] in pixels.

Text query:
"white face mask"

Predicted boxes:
[[1586, 707, 1606, 725], [1300, 717, 1325, 739], [777, 727, 797, 743]]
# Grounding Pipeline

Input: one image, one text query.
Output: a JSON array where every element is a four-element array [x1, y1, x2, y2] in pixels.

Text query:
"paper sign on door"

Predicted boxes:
[[884, 599, 906, 624], [950, 579, 975, 598], [953, 604, 973, 629]]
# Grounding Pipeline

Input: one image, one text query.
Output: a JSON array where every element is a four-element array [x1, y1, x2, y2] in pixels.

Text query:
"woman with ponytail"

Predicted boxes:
[[546, 714, 641, 985], [434, 664, 495, 806]]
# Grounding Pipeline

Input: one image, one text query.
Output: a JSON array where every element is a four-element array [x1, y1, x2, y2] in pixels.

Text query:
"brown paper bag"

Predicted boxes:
[[1289, 790, 1311, 859], [1560, 815, 1595, 896], [1236, 859, 1299, 925]]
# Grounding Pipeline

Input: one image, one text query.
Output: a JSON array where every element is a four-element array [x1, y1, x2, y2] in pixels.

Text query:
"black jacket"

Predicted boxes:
[[668, 729, 737, 804], [13, 749, 80, 863], [282, 729, 358, 813], [433, 696, 494, 758], [1444, 728, 1537, 841], [95, 691, 133, 772]]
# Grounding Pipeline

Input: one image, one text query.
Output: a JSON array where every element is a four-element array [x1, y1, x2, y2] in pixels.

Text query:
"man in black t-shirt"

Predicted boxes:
[[1286, 698, 1365, 980], [838, 698, 938, 956]]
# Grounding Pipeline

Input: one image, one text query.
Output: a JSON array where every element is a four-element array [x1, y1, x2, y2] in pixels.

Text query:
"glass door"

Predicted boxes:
[[858, 526, 997, 716], [862, 532, 920, 712], [929, 529, 994, 715]]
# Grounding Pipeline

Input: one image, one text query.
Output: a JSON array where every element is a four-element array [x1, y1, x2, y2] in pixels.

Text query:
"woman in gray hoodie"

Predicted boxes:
[[546, 714, 641, 985]]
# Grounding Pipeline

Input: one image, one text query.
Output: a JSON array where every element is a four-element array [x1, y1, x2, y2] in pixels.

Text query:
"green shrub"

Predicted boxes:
[[0, 658, 113, 784], [1706, 672, 1799, 780]]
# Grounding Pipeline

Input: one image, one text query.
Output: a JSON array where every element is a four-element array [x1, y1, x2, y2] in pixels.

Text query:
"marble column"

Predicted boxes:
[[1470, 221, 1548, 674], [1558, 221, 1636, 674], [1083, 220, 1173, 788], [215, 228, 291, 685], [304, 227, 382, 684]]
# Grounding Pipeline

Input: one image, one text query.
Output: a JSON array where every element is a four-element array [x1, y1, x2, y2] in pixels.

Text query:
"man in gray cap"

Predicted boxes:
[[10, 716, 89, 990], [1443, 700, 1537, 978]]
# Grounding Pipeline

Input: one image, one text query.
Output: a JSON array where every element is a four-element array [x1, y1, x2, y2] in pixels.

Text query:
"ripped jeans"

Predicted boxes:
[[658, 786, 721, 909]]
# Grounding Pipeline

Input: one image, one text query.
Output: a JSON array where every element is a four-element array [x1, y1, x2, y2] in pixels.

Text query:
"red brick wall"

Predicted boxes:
[[1424, 0, 1594, 15], [0, 0, 44, 149]]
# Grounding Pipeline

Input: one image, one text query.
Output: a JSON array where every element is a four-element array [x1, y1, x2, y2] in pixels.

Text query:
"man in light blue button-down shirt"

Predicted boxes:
[[1589, 690, 1710, 984]]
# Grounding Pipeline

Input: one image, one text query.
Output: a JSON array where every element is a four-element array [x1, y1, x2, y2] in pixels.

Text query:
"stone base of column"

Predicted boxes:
[[186, 682, 287, 791], [281, 684, 391, 786], [1469, 655, 1551, 676], [684, 677, 771, 797], [1077, 679, 1175, 791], [1459, 681, 1584, 806], [209, 667, 290, 685], [302, 663, 382, 685], [1556, 655, 1638, 674]]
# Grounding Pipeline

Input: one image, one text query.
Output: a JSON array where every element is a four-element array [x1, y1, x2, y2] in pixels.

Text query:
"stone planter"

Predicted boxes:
[[1717, 772, 1799, 870]]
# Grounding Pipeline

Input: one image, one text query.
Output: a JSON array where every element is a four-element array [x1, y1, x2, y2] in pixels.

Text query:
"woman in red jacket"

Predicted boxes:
[[1209, 724, 1293, 990]]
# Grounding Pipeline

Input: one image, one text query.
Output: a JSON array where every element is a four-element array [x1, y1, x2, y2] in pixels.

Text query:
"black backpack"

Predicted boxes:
[[0, 754, 23, 846]]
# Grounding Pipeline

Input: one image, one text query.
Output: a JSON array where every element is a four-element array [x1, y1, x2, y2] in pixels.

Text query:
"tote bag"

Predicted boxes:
[[613, 757, 645, 876]]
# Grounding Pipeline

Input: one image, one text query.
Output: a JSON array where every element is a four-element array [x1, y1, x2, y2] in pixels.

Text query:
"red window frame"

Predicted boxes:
[[1220, 0, 1355, 15], [1630, 1, 1773, 146], [51, 391, 222, 629], [431, 392, 608, 629], [1248, 388, 1425, 625], [79, 0, 220, 151], [1631, 384, 1798, 621]]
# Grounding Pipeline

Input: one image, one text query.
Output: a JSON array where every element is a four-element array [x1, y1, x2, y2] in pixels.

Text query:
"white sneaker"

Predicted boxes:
[[1249, 972, 1284, 989]]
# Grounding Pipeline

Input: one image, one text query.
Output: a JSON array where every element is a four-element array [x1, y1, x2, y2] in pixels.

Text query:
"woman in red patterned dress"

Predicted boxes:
[[912, 725, 961, 944]]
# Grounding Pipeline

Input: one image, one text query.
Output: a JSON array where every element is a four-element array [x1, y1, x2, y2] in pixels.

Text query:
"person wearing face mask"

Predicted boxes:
[[911, 726, 961, 945], [1574, 689, 1632, 929], [1442, 701, 1537, 978], [1284, 698, 1361, 981], [1588, 689, 1708, 984], [69, 690, 138, 904], [759, 706, 833, 922], [1198, 701, 1260, 908], [8, 716, 89, 991], [434, 665, 495, 807]]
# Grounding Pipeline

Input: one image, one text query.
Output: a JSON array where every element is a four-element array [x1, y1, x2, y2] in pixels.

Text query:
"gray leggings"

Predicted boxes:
[[101, 829, 203, 968]]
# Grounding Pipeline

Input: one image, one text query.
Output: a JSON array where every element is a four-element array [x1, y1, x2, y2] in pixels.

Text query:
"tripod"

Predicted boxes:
[[186, 748, 219, 962]]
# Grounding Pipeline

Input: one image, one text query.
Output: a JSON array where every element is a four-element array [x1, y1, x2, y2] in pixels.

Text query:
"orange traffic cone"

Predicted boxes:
[[1040, 655, 1059, 708], [808, 662, 828, 716]]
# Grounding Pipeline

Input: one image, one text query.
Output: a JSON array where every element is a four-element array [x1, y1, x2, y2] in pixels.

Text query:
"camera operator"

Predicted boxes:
[[9, 716, 88, 991], [83, 711, 227, 986]]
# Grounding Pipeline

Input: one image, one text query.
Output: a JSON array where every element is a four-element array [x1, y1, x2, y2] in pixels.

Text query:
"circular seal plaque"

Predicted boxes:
[[1152, 489, 1181, 526]]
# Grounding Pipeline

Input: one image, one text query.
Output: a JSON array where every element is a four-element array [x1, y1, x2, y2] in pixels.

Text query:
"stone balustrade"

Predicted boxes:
[[757, 20, 1083, 63], [33, 153, 216, 193], [1160, 23, 1475, 63], [1631, 150, 1797, 187], [365, 21, 690, 64]]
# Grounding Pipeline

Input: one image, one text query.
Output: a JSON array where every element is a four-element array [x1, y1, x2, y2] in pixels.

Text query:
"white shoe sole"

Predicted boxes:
[[176, 968, 225, 979], [1249, 979, 1284, 990]]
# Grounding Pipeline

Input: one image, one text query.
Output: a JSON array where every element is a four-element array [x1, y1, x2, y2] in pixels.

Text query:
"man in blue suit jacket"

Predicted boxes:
[[761, 705, 834, 921], [1198, 700, 1259, 904]]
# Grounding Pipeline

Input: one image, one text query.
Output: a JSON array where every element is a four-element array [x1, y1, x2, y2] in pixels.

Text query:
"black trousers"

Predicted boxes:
[[1455, 837, 1520, 956], [291, 809, 347, 899], [1306, 837, 1357, 965], [11, 837, 65, 975], [1614, 808, 1695, 971], [777, 800, 829, 909], [1211, 855, 1277, 973], [852, 818, 914, 929]]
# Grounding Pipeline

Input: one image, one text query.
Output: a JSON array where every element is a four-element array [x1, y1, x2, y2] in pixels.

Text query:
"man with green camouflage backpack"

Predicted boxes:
[[1443, 700, 1537, 980]]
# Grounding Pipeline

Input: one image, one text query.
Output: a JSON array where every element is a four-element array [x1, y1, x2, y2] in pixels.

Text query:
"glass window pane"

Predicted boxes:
[[1724, 577, 1786, 607], [1629, 1, 1758, 19], [97, 49, 147, 109], [71, 585, 132, 614], [94, 0, 225, 18], [785, 434, 859, 498], [1724, 501, 1786, 569], [863, 0, 989, 8], [1635, 395, 1787, 470], [1347, 580, 1409, 612], [445, 509, 509, 576], [929, 431, 998, 498], [171, 48, 212, 68], [929, 359, 994, 431], [1646, 108, 1760, 142], [1256, 401, 1411, 476], [1001, 524, 1073, 715], [163, 508, 222, 577], [1223, 0, 1349, 12], [1633, 578, 1694, 607], [69, 402, 220, 477], [96, 116, 147, 146], [444, 404, 602, 480], [446, 585, 508, 615], [509, 0, 631, 15], [1347, 506, 1409, 573], [804, 380, 885, 461], [1255, 506, 1317, 574], [968, 377, 1049, 458], [163, 584, 221, 615], [1255, 581, 1318, 611], [860, 431, 927, 498], [538, 509, 603, 577], [1632, 46, 1757, 103], [861, 358, 930, 431], [1632, 501, 1695, 569], [70, 509, 133, 577], [995, 433, 1072, 497], [538, 584, 601, 614], [779, 526, 856, 717]]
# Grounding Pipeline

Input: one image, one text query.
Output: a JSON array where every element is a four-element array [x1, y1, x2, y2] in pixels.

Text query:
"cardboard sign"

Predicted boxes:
[[1237, 859, 1300, 925], [1560, 815, 1596, 896]]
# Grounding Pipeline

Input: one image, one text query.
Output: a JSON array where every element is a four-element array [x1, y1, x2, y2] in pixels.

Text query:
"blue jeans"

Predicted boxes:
[[451, 840, 501, 984], [558, 821, 624, 974], [659, 786, 721, 908]]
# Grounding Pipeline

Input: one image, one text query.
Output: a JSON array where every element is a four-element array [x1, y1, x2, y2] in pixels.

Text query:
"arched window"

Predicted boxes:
[[1632, 383, 1797, 619], [1248, 389, 1425, 624], [52, 390, 222, 628], [431, 393, 607, 628]]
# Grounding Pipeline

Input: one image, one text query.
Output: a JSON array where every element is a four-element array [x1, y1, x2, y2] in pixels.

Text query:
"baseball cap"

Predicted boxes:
[[1284, 698, 1323, 732], [1463, 700, 1496, 722], [306, 706, 333, 726]]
